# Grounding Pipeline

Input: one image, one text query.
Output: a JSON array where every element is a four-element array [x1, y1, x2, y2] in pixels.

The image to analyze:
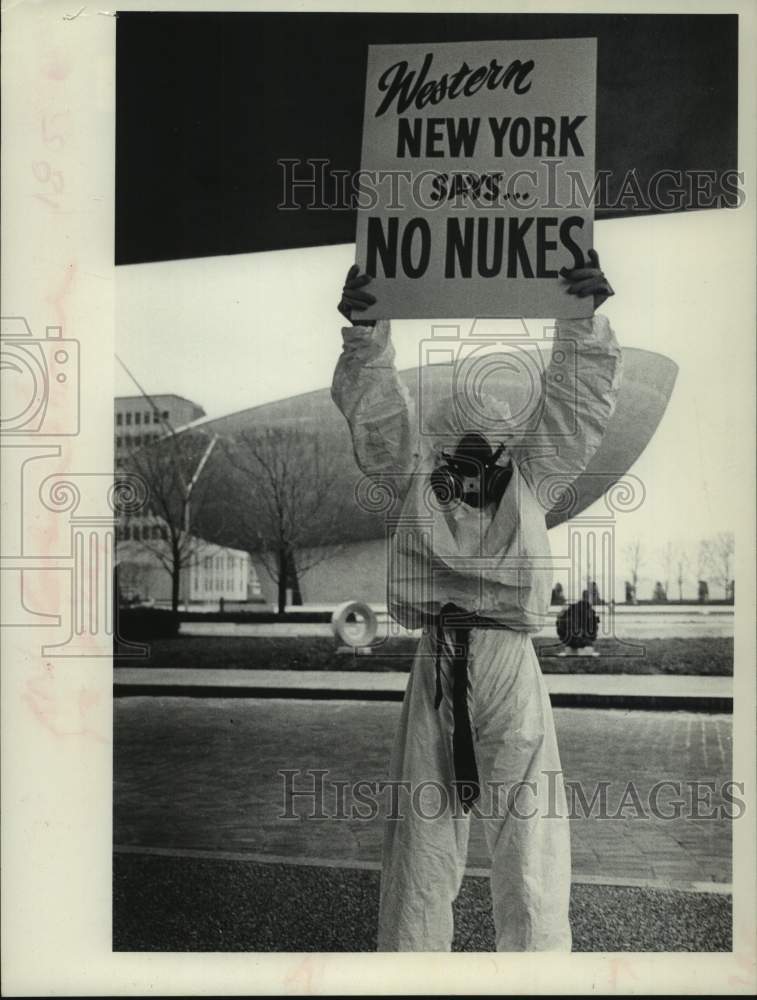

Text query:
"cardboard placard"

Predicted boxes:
[[356, 38, 597, 319]]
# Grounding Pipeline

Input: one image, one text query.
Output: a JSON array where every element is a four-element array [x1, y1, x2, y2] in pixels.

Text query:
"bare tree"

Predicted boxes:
[[696, 538, 711, 583], [118, 427, 219, 613], [226, 423, 345, 614], [703, 531, 735, 599], [690, 539, 712, 602], [659, 540, 674, 600], [623, 540, 644, 600], [674, 547, 688, 602]]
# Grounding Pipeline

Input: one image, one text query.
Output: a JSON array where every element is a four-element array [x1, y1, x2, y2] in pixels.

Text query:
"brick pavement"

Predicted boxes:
[[114, 699, 734, 885]]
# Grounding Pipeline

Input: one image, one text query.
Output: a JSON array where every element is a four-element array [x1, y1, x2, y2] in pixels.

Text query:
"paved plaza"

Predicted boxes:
[[114, 698, 733, 885]]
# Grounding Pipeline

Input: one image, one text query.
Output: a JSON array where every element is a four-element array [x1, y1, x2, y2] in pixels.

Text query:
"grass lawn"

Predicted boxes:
[[116, 634, 733, 676]]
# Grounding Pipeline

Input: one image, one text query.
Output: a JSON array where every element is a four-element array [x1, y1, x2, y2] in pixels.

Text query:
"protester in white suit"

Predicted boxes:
[[332, 252, 622, 952]]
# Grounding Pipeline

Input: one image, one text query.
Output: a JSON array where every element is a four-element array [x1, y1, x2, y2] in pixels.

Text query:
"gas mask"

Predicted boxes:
[[430, 432, 513, 510]]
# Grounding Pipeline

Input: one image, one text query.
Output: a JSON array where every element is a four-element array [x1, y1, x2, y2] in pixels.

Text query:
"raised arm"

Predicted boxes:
[[515, 251, 623, 502], [331, 268, 417, 492]]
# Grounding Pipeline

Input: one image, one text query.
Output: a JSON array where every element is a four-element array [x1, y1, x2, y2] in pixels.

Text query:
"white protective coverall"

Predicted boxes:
[[332, 315, 622, 952]]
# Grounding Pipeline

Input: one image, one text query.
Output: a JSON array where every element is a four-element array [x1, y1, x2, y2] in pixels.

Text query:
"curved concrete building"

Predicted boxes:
[[167, 347, 677, 607]]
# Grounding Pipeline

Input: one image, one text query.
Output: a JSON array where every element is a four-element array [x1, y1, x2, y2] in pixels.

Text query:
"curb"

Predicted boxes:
[[113, 844, 732, 895], [113, 682, 732, 713]]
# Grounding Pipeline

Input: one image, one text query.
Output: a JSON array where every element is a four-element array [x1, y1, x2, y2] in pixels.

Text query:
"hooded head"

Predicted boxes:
[[420, 388, 516, 462]]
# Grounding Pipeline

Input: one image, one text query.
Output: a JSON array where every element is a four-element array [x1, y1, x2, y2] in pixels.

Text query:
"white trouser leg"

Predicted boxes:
[[469, 630, 572, 951], [378, 633, 470, 951]]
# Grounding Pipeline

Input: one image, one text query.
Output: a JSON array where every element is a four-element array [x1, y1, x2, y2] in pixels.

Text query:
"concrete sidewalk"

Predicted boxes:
[[114, 666, 733, 712]]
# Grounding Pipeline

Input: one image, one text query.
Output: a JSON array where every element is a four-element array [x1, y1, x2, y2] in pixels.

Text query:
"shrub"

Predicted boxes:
[[117, 608, 180, 641]]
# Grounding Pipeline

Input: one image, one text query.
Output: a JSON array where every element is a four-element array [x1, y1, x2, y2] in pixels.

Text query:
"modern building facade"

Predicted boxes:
[[115, 393, 206, 467], [114, 393, 263, 607]]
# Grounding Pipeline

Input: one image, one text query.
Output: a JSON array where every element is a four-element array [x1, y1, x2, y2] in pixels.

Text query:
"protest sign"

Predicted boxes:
[[355, 38, 597, 319]]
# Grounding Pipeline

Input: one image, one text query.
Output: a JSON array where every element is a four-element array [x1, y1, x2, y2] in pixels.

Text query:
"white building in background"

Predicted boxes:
[[116, 536, 263, 608], [188, 540, 261, 603]]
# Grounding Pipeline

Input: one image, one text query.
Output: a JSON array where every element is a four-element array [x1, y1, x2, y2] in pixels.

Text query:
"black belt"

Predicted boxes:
[[432, 603, 500, 814]]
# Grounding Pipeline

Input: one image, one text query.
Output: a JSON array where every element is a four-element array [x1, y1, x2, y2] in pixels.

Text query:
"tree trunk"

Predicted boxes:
[[277, 548, 287, 615], [171, 545, 181, 613], [289, 552, 303, 606], [171, 565, 181, 613]]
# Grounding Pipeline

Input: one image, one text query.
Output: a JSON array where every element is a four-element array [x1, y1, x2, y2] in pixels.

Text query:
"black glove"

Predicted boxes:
[[560, 249, 614, 311], [338, 265, 377, 325]]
